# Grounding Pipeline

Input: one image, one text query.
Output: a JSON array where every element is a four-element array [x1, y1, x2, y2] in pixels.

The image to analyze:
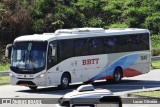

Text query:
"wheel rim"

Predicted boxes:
[[62, 77, 68, 87], [115, 71, 121, 81]]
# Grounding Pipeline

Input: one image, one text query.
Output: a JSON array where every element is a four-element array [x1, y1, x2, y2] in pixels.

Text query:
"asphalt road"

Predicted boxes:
[[0, 69, 160, 107]]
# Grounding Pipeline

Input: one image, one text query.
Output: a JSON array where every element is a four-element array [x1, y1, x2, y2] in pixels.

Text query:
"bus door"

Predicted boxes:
[[46, 42, 58, 86]]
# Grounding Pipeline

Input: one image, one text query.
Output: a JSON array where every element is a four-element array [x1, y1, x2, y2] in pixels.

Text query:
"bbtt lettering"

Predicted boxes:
[[82, 58, 99, 65]]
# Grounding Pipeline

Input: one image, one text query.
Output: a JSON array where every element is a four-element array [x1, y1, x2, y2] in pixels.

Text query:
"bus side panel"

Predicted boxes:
[[79, 55, 108, 82], [46, 54, 108, 85], [58, 54, 108, 83], [46, 69, 62, 86], [46, 51, 150, 86]]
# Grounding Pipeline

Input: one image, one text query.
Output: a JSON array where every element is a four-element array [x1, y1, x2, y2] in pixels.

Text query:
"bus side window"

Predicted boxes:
[[104, 37, 116, 53], [104, 39, 111, 53], [89, 38, 104, 55], [140, 34, 149, 50], [75, 39, 87, 56], [130, 35, 141, 51], [48, 46, 53, 62], [58, 40, 74, 61], [47, 42, 57, 69], [58, 41, 66, 61], [89, 39, 96, 55], [116, 36, 129, 52], [65, 40, 74, 58]]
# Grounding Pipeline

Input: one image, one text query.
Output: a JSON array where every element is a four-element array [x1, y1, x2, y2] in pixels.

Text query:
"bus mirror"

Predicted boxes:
[[5, 44, 13, 59]]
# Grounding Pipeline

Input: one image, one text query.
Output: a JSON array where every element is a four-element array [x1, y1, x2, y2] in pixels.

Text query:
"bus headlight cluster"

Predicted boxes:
[[40, 74, 44, 78], [36, 74, 44, 79]]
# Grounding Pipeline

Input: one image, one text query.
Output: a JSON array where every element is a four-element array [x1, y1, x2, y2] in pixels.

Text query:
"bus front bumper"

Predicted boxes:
[[10, 73, 46, 87]]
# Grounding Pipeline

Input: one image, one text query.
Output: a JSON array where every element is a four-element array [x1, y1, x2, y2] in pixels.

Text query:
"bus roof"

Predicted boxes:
[[14, 28, 149, 42]]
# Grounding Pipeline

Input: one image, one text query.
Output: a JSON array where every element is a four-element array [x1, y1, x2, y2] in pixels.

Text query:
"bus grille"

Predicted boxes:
[[16, 81, 36, 86]]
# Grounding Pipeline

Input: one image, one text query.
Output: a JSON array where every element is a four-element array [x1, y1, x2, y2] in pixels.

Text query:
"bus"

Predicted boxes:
[[5, 28, 151, 90]]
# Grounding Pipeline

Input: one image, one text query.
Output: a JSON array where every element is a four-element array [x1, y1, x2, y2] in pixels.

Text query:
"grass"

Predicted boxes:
[[0, 64, 10, 71], [152, 61, 160, 69], [132, 90, 160, 98], [0, 76, 10, 85]]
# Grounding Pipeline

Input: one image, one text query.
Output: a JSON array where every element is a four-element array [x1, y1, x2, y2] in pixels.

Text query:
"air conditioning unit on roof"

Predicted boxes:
[[55, 28, 105, 34]]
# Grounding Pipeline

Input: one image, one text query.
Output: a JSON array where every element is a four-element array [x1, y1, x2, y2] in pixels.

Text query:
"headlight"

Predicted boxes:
[[40, 74, 44, 78], [36, 74, 45, 79]]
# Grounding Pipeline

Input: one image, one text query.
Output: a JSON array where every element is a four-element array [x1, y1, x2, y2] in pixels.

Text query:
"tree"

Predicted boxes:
[[145, 12, 160, 34]]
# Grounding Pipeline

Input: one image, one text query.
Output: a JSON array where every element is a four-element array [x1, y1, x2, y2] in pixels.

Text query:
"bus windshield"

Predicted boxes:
[[11, 41, 47, 72]]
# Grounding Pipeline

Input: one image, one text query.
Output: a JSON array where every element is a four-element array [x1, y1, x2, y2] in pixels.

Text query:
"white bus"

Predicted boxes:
[[6, 28, 151, 90]]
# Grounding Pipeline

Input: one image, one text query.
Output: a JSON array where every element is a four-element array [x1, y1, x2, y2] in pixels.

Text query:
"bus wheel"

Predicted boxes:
[[29, 86, 38, 90], [113, 68, 122, 83], [60, 73, 70, 89]]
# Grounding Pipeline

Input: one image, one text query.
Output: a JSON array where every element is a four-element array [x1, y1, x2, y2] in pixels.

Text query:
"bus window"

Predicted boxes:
[[47, 42, 57, 69], [104, 37, 116, 53], [58, 40, 74, 61], [75, 39, 87, 56], [130, 35, 141, 51], [48, 45, 56, 59], [116, 36, 129, 52], [140, 34, 150, 50], [65, 40, 74, 58], [89, 38, 104, 55], [58, 41, 66, 61]]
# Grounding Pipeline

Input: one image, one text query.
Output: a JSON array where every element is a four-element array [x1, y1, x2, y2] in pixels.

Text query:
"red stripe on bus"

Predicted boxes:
[[98, 74, 114, 80], [123, 68, 142, 77]]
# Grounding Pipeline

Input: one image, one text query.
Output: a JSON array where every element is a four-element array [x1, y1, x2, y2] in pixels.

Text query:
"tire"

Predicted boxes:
[[60, 73, 70, 89], [29, 86, 38, 90], [113, 68, 122, 83], [107, 68, 122, 83]]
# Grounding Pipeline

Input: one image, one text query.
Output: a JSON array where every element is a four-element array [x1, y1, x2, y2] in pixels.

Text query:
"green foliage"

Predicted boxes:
[[32, 19, 44, 32], [133, 90, 160, 98], [152, 34, 160, 49], [0, 64, 10, 71], [0, 0, 160, 64], [152, 34, 160, 56], [145, 12, 160, 34], [87, 17, 104, 27], [0, 0, 160, 43], [0, 76, 9, 85], [152, 61, 160, 69], [106, 23, 129, 29], [0, 4, 6, 31]]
